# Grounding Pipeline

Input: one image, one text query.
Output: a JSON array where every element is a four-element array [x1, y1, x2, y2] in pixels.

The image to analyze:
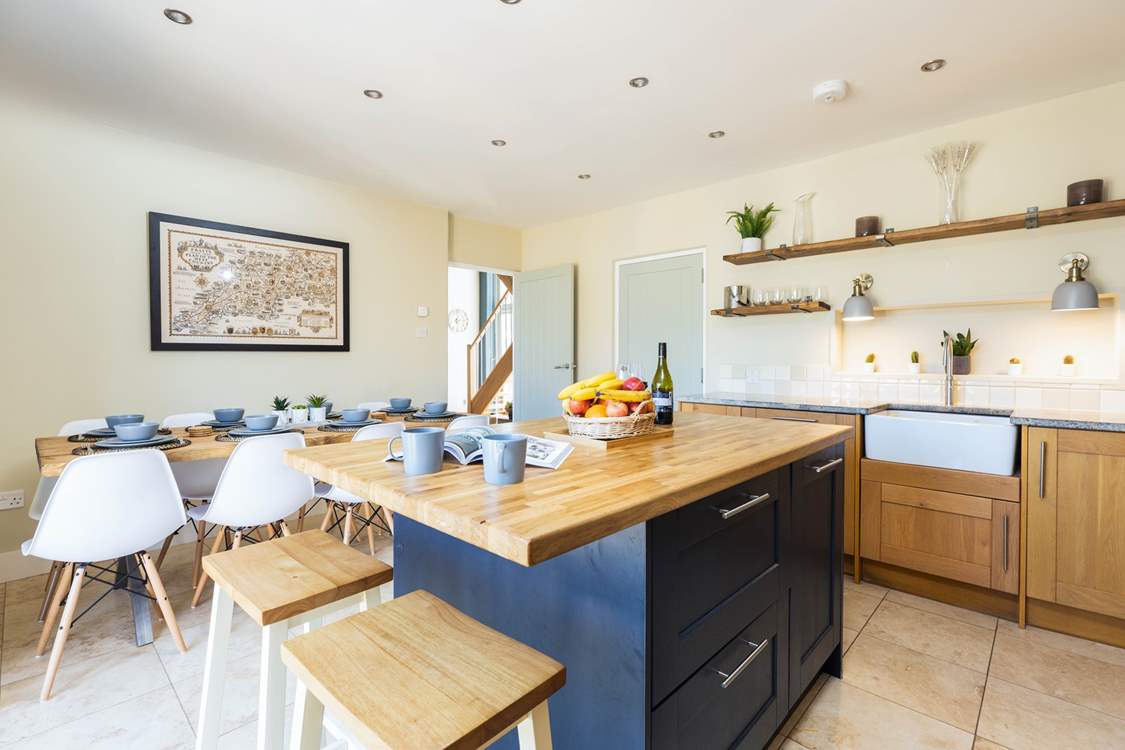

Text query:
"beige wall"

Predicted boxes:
[[522, 81, 1125, 387], [0, 96, 496, 555], [449, 215, 521, 272]]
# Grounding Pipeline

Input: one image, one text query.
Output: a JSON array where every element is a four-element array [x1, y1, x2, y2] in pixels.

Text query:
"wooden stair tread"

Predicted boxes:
[[201, 530, 392, 625], [280, 590, 565, 749]]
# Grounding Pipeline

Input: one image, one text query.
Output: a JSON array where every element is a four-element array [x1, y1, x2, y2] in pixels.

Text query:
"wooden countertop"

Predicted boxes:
[[283, 412, 851, 566]]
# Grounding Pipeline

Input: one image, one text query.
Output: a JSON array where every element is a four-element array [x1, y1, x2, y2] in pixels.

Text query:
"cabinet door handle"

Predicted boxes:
[[716, 492, 771, 520], [771, 416, 817, 423], [808, 457, 844, 474], [1002, 514, 1010, 573], [1038, 440, 1047, 498], [710, 638, 769, 688]]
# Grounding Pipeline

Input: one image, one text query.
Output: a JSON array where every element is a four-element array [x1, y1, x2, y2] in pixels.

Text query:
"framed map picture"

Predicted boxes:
[[148, 213, 349, 351]]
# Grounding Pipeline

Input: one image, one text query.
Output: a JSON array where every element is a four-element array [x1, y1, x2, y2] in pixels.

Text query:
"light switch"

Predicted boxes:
[[416, 326, 428, 338], [417, 305, 430, 317]]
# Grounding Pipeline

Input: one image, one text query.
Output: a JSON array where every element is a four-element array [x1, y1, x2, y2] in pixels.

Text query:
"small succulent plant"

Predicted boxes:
[[306, 394, 329, 408], [1063, 354, 1075, 365], [271, 396, 290, 411], [910, 351, 920, 364], [865, 353, 876, 363], [1009, 357, 1021, 365], [291, 404, 307, 410], [943, 329, 978, 356]]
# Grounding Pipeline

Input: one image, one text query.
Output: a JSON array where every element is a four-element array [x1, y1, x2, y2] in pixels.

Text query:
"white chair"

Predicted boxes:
[[23, 450, 189, 700], [448, 414, 491, 433], [189, 432, 316, 608], [160, 412, 214, 429], [316, 422, 403, 549], [157, 412, 227, 578]]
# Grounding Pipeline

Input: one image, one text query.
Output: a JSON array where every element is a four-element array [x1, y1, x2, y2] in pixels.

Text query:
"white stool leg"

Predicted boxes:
[[516, 701, 553, 750], [258, 620, 288, 750], [291, 680, 325, 750], [195, 586, 234, 750]]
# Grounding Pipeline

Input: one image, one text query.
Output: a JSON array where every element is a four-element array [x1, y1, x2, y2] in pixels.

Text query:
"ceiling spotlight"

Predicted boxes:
[[628, 77, 649, 88], [163, 8, 192, 24], [491, 139, 508, 147], [708, 130, 726, 139], [499, 0, 522, 3], [363, 89, 384, 99], [920, 59, 946, 72], [577, 174, 591, 180]]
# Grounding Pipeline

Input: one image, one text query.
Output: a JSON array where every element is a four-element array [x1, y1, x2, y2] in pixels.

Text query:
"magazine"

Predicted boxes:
[[442, 426, 573, 469]]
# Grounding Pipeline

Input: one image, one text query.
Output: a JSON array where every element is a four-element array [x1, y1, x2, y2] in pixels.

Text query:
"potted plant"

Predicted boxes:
[[290, 404, 308, 423], [863, 353, 876, 373], [908, 351, 921, 375], [943, 329, 977, 375], [307, 394, 329, 422], [271, 396, 291, 423], [1008, 358, 1023, 377], [1061, 354, 1076, 377], [726, 202, 779, 253]]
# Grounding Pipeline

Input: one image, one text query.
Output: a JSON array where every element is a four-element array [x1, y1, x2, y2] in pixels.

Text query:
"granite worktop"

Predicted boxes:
[[1009, 407, 1125, 432]]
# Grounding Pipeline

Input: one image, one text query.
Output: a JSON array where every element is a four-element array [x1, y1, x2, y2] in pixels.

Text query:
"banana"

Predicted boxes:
[[596, 389, 652, 402], [563, 387, 599, 402], [557, 371, 618, 400], [556, 382, 583, 400], [595, 378, 625, 391]]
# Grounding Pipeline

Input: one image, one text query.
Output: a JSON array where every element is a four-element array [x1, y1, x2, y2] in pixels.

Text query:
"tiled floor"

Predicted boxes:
[[3, 546, 1125, 749]]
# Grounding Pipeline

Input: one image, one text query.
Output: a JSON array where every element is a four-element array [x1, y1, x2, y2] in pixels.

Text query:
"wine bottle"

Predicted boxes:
[[652, 342, 674, 425]]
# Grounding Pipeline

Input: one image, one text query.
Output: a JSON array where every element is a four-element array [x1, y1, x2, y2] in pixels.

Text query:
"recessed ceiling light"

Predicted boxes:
[[628, 77, 649, 88], [363, 89, 384, 99], [491, 139, 508, 147], [163, 8, 192, 24], [920, 58, 946, 72], [499, 0, 521, 4], [577, 174, 591, 180], [708, 130, 726, 139]]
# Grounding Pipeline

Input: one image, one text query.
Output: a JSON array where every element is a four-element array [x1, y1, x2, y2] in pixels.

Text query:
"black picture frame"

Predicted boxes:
[[148, 212, 349, 351]]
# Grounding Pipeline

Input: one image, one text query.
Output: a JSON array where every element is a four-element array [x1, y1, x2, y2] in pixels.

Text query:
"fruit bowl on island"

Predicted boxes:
[[559, 371, 657, 440]]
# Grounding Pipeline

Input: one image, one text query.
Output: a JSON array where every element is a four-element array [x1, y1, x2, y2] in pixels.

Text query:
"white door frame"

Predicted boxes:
[[613, 246, 707, 387]]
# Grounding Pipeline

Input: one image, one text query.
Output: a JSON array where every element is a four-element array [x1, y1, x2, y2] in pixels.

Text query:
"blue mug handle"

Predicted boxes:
[[498, 441, 507, 473], [388, 436, 403, 461]]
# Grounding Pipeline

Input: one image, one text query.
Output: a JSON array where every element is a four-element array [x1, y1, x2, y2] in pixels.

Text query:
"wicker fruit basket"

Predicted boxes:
[[564, 401, 656, 440]]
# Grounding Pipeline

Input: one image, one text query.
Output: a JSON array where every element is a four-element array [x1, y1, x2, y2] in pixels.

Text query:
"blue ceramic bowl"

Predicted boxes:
[[323, 402, 333, 414], [341, 408, 370, 423], [424, 401, 448, 414], [106, 414, 144, 429], [389, 398, 412, 410], [114, 421, 159, 442], [244, 414, 279, 431], [213, 408, 245, 423]]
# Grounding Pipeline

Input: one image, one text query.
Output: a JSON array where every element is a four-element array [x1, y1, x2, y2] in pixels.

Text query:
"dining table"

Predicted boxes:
[[31, 409, 473, 646]]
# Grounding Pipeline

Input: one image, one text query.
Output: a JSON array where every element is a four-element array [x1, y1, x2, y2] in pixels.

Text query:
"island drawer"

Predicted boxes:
[[650, 468, 784, 704], [651, 601, 781, 750]]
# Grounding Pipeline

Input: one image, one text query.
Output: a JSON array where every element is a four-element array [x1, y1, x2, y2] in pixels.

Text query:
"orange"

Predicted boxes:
[[585, 404, 608, 418]]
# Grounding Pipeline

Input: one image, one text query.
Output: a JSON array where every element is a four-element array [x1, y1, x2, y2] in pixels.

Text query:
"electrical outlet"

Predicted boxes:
[[0, 490, 24, 511], [417, 305, 430, 317], [415, 326, 428, 338]]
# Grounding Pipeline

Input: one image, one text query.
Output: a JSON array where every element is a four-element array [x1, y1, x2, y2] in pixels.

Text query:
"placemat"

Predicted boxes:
[[215, 429, 301, 443], [68, 428, 172, 444], [72, 438, 191, 456]]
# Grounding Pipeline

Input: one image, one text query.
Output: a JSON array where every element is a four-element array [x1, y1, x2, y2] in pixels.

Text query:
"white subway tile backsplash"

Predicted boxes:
[[829, 381, 842, 398], [1016, 387, 1042, 408], [964, 384, 989, 407], [842, 381, 860, 400], [808, 364, 829, 381], [719, 364, 733, 379], [860, 382, 879, 400], [718, 378, 747, 394], [774, 380, 792, 395], [919, 384, 942, 404], [1101, 389, 1125, 412], [773, 365, 790, 381], [730, 364, 746, 379], [989, 386, 1016, 409], [790, 365, 807, 381], [898, 383, 920, 403], [1069, 387, 1100, 411], [807, 380, 825, 397], [1041, 388, 1070, 409], [790, 380, 808, 396], [877, 383, 898, 401]]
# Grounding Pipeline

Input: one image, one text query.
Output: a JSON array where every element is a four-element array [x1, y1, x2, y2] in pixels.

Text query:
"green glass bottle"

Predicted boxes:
[[652, 342, 674, 425]]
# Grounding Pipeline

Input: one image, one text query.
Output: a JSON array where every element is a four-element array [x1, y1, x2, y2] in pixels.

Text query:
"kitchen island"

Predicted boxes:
[[285, 412, 851, 749]]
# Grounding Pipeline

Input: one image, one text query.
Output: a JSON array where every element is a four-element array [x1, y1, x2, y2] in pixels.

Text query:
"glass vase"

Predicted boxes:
[[792, 192, 815, 245], [941, 173, 960, 224]]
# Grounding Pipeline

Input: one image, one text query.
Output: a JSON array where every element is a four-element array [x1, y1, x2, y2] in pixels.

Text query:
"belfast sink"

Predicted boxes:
[[864, 410, 1018, 476]]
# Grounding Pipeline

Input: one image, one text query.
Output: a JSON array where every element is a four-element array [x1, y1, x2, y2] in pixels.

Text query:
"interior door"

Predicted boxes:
[[618, 253, 704, 395], [513, 264, 575, 420]]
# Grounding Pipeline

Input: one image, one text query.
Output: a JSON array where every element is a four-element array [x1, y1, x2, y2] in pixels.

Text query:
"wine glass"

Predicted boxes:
[[788, 286, 803, 304], [771, 288, 785, 305]]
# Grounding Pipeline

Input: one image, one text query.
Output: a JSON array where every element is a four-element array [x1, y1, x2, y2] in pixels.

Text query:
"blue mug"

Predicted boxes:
[[388, 427, 445, 476], [482, 434, 527, 485]]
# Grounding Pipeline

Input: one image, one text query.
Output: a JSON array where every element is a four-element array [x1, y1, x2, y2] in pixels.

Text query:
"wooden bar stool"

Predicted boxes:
[[282, 589, 566, 749], [195, 530, 393, 750]]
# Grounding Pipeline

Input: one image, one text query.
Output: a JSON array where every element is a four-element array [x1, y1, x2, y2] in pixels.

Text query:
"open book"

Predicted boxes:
[[443, 426, 573, 470]]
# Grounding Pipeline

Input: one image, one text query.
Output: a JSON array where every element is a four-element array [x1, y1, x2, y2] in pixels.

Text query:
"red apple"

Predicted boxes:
[[605, 400, 630, 417], [621, 376, 646, 391], [567, 398, 592, 416]]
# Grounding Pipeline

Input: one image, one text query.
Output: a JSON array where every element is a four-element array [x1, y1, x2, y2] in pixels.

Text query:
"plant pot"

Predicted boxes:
[[952, 355, 971, 375], [272, 409, 289, 425], [863, 362, 876, 374], [1060, 364, 1076, 377], [1007, 364, 1023, 377], [290, 409, 308, 423], [907, 363, 921, 375], [309, 406, 327, 422], [740, 237, 763, 253]]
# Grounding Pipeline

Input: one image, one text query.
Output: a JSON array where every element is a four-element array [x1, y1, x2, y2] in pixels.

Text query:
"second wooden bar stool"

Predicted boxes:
[[195, 530, 393, 750], [282, 589, 566, 749]]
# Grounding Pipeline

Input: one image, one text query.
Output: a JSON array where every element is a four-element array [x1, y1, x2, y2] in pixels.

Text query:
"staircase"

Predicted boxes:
[[467, 274, 513, 415]]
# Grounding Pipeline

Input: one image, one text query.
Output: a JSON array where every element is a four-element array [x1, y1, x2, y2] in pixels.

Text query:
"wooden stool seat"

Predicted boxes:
[[201, 528, 392, 625], [282, 589, 566, 749]]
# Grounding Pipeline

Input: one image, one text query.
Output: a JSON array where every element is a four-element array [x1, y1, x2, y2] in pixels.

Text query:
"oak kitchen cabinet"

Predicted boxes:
[[1027, 427, 1125, 620]]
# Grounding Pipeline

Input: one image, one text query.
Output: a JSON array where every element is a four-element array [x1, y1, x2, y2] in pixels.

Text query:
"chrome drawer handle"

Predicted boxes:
[[710, 638, 769, 688], [1003, 514, 1010, 573], [808, 457, 843, 473], [1038, 441, 1046, 498], [716, 492, 770, 520], [771, 416, 817, 423]]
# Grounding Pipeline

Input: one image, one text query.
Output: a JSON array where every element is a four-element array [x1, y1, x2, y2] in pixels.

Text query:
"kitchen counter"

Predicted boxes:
[[1009, 407, 1125, 432], [681, 392, 886, 414], [284, 411, 850, 566]]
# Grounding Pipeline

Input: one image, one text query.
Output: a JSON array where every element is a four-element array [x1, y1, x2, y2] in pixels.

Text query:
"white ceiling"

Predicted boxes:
[[3, 0, 1125, 227]]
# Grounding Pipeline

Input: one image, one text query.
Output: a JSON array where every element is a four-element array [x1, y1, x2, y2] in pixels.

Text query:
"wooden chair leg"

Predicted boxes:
[[296, 502, 308, 532], [37, 561, 63, 623], [343, 508, 355, 546], [138, 551, 187, 654], [319, 502, 335, 531], [365, 512, 377, 556], [40, 564, 86, 700], [191, 525, 227, 608], [36, 562, 73, 656], [378, 506, 394, 535], [154, 531, 176, 571], [192, 521, 207, 588], [279, 520, 293, 537]]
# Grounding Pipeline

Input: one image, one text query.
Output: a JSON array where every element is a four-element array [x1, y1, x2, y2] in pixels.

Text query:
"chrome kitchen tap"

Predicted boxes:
[[942, 331, 954, 406]]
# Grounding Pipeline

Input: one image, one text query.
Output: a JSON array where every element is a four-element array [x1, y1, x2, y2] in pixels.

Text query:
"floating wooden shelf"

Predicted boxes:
[[723, 199, 1125, 266], [711, 300, 831, 317]]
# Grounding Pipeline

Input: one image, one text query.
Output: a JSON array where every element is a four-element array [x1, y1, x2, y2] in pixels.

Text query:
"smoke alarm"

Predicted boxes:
[[813, 80, 849, 104]]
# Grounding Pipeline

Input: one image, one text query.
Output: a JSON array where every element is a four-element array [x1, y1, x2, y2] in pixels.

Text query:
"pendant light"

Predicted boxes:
[[1051, 253, 1099, 311], [842, 274, 875, 321]]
